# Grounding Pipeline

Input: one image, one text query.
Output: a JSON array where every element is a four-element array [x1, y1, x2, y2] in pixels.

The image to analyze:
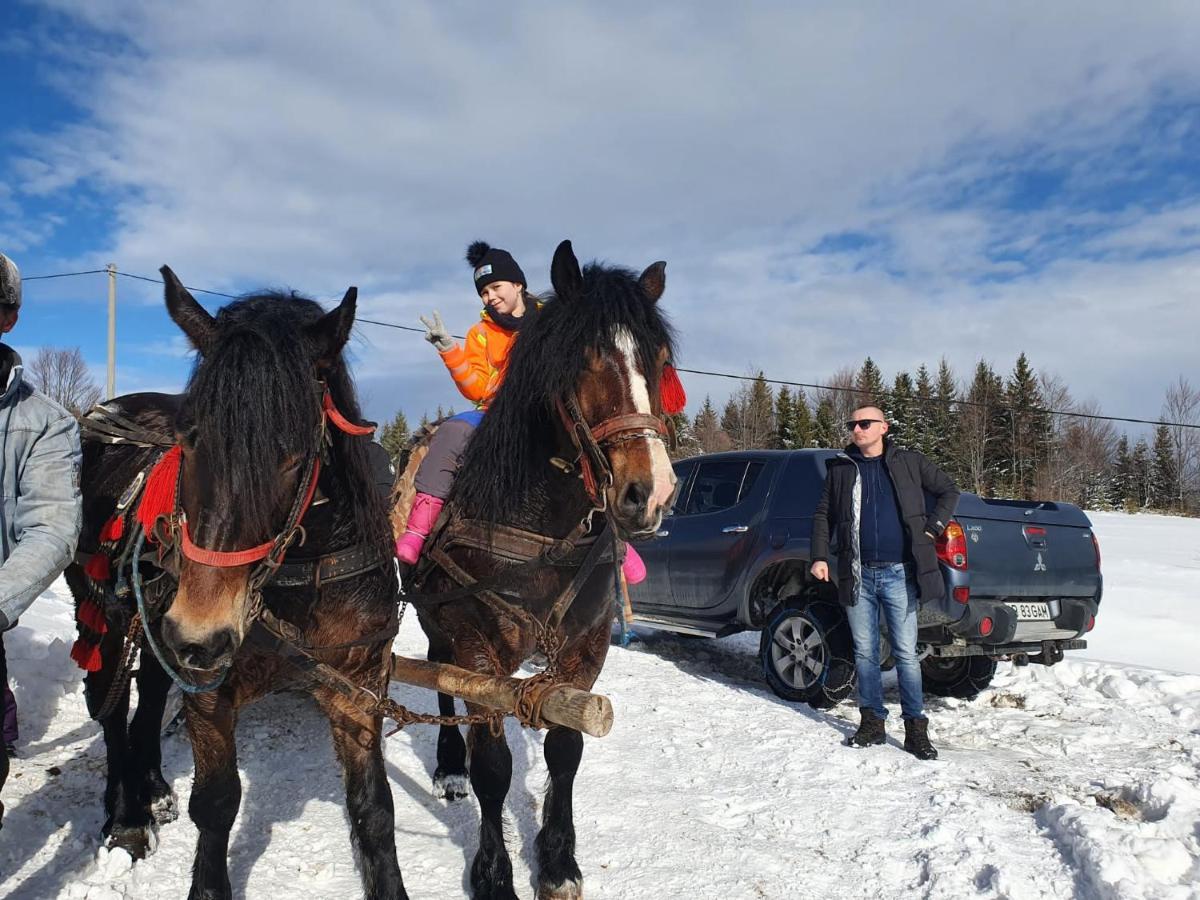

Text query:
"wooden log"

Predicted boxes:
[[389, 654, 614, 738]]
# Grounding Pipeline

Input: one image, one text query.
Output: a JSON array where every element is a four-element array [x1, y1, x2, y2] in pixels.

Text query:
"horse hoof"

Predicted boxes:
[[106, 824, 157, 860], [538, 879, 583, 900], [151, 791, 179, 825], [432, 771, 469, 801]]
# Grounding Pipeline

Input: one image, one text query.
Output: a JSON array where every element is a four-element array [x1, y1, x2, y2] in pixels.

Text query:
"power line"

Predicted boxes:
[[23, 269, 108, 281], [22, 266, 1200, 431], [115, 270, 239, 299]]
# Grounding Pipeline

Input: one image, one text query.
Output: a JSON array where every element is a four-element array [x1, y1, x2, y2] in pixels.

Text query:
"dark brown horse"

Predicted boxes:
[[66, 269, 405, 899], [411, 240, 677, 900]]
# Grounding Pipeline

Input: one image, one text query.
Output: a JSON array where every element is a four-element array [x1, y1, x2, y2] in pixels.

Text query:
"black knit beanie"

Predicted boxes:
[[465, 241, 525, 295]]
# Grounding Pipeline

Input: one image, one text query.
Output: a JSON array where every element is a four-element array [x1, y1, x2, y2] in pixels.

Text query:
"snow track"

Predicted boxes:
[[1, 513, 1198, 899]]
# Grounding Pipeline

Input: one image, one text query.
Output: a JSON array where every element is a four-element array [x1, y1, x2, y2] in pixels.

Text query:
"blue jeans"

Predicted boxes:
[[845, 563, 925, 720]]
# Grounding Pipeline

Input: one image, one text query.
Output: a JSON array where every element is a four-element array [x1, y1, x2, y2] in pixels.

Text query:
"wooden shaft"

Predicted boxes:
[[389, 654, 614, 738]]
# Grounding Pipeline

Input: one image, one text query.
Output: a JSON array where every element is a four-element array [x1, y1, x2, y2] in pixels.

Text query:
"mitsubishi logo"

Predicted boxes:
[[1034, 552, 1047, 572]]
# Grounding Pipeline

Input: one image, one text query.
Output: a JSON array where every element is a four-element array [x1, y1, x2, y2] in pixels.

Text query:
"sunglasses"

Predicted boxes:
[[845, 419, 884, 431]]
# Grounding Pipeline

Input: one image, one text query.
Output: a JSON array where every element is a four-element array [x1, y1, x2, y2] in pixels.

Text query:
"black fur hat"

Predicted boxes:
[[465, 241, 525, 295]]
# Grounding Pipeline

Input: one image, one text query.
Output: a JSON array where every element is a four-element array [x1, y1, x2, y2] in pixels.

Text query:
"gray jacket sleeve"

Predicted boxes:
[[0, 413, 83, 628]]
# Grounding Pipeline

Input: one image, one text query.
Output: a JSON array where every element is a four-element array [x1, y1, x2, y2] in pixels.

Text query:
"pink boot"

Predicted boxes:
[[395, 493, 445, 564], [622, 543, 647, 586]]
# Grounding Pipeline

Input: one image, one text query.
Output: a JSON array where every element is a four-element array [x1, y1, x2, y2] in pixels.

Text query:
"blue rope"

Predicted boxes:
[[131, 528, 227, 694]]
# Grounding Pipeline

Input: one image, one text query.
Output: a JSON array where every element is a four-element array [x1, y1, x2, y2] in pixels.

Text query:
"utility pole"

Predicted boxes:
[[106, 263, 117, 399]]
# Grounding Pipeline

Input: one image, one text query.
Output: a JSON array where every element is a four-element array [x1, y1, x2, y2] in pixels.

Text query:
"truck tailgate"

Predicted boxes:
[[954, 496, 1100, 599]]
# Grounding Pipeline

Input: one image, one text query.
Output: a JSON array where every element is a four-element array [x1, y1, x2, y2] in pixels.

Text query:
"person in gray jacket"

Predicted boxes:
[[0, 251, 83, 828]]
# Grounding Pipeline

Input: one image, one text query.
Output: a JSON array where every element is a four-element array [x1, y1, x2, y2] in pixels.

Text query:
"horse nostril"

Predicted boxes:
[[620, 481, 650, 517], [176, 629, 235, 671]]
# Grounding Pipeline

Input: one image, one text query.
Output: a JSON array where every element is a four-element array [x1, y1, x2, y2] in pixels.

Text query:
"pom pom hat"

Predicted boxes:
[[465, 241, 525, 295]]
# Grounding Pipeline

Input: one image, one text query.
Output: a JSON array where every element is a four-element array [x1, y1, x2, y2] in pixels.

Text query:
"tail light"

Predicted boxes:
[[1091, 532, 1101, 571], [979, 616, 994, 637], [952, 586, 970, 604], [936, 521, 968, 570], [1086, 614, 1096, 632]]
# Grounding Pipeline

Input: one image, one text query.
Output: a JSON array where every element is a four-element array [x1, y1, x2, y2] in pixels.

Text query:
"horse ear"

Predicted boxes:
[[639, 261, 667, 303], [550, 240, 583, 300], [306, 286, 357, 370], [161, 265, 216, 353]]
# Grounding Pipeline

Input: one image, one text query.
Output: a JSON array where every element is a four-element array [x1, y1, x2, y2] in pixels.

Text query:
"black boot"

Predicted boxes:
[[903, 717, 938, 760], [846, 708, 886, 747]]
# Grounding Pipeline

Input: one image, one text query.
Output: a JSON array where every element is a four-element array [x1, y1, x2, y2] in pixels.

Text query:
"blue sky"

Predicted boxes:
[[2, 0, 1199, 431]]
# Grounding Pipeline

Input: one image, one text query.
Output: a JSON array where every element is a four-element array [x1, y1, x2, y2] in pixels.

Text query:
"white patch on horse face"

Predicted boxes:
[[614, 329, 676, 514]]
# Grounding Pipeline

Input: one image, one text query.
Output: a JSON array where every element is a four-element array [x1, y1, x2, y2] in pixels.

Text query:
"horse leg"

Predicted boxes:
[[468, 719, 517, 900], [427, 636, 469, 800], [534, 622, 609, 900], [314, 686, 408, 900], [128, 651, 177, 825], [534, 728, 583, 900], [184, 692, 240, 900], [86, 621, 157, 858]]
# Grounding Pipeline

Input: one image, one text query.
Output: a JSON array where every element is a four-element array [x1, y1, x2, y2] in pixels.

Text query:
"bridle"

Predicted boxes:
[[155, 384, 375, 590], [555, 389, 671, 513]]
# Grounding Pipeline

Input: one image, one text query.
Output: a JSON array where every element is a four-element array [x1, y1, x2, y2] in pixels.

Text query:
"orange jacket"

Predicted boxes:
[[438, 312, 517, 408]]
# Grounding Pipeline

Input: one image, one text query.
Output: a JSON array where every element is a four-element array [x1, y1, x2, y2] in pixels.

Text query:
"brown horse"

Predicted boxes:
[[408, 240, 677, 900], [66, 269, 405, 899]]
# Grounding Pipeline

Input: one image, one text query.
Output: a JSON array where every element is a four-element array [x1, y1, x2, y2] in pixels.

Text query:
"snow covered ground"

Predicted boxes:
[[1, 512, 1198, 899]]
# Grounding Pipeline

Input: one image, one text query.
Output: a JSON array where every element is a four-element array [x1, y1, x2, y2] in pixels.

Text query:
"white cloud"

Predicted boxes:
[[6, 0, 1200, 424]]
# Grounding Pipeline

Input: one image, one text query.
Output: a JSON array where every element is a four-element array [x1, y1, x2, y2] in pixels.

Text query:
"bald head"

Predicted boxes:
[[848, 406, 889, 456], [851, 406, 886, 422]]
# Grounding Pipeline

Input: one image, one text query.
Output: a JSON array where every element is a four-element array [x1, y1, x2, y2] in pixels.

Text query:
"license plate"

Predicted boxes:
[[1008, 602, 1051, 621]]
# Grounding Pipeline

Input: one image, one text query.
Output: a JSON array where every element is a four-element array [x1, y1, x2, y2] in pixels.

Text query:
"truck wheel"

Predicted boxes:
[[760, 599, 855, 709], [920, 655, 997, 699]]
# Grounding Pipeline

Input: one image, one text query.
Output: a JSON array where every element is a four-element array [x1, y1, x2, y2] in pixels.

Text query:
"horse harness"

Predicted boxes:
[[80, 385, 670, 735], [79, 388, 396, 714]]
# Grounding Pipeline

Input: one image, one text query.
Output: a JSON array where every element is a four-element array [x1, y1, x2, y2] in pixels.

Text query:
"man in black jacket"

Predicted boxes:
[[810, 406, 959, 759]]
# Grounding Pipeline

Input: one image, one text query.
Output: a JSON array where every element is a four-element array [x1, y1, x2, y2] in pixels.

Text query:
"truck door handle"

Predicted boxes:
[[722, 525, 749, 534], [656, 530, 670, 538]]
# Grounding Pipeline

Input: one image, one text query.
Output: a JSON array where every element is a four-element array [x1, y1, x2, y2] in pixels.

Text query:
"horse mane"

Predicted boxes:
[[452, 262, 676, 523], [179, 292, 388, 548]]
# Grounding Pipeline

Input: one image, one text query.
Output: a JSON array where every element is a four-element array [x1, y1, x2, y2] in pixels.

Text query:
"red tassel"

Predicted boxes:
[[77, 598, 108, 635], [83, 553, 111, 582], [661, 364, 687, 415], [136, 445, 182, 537], [70, 639, 104, 672], [99, 514, 125, 544]]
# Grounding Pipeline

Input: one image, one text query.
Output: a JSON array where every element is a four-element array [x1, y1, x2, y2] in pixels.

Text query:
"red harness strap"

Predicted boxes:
[[323, 389, 376, 436], [178, 456, 323, 568]]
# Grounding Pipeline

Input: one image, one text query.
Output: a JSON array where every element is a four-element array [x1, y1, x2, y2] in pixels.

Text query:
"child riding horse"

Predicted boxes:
[[395, 241, 646, 585]]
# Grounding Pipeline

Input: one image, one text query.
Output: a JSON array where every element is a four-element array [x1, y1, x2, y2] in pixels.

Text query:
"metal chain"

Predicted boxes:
[[94, 612, 143, 721]]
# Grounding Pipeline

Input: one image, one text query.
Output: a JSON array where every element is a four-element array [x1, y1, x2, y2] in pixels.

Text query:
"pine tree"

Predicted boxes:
[[1110, 434, 1133, 509], [693, 395, 727, 453], [930, 359, 959, 476], [956, 361, 1006, 496], [912, 364, 936, 459], [855, 357, 886, 409], [1003, 353, 1050, 500], [379, 409, 412, 471], [720, 397, 742, 449], [775, 386, 796, 449], [1150, 425, 1180, 510], [886, 371, 915, 448], [1130, 438, 1152, 508], [744, 372, 775, 449], [813, 398, 841, 449], [793, 388, 814, 448]]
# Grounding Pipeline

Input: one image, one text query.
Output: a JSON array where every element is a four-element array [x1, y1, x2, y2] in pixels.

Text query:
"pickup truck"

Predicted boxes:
[[627, 449, 1103, 708]]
